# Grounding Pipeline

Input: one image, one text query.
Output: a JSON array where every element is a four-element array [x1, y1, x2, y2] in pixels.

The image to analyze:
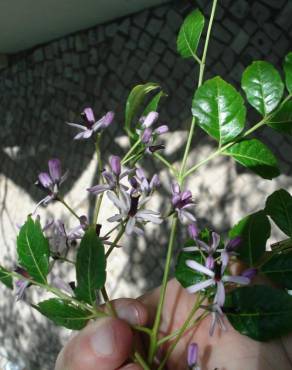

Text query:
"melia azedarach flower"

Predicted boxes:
[[87, 155, 132, 195], [34, 158, 68, 210], [186, 256, 250, 307], [171, 183, 196, 223], [67, 107, 114, 140], [137, 111, 169, 153], [129, 167, 160, 196], [107, 188, 163, 235], [187, 343, 200, 370]]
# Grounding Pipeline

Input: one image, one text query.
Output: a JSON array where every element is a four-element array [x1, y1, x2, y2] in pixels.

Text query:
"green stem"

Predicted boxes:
[[102, 222, 123, 239], [148, 215, 178, 364], [105, 225, 126, 258], [101, 286, 117, 317], [198, 0, 218, 88], [134, 351, 151, 370], [121, 139, 142, 164], [158, 294, 204, 370], [178, 116, 196, 185], [93, 134, 104, 225], [154, 152, 177, 176], [58, 198, 80, 220]]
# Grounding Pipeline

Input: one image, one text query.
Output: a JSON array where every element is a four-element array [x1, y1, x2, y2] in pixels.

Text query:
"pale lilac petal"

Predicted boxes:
[[171, 182, 180, 195], [120, 189, 131, 211], [182, 246, 198, 252], [226, 236, 242, 252], [74, 129, 93, 140], [142, 111, 159, 128], [241, 268, 257, 280], [186, 260, 214, 277], [196, 240, 210, 252], [141, 128, 153, 143], [223, 275, 250, 285], [38, 172, 52, 188], [87, 184, 110, 195], [221, 250, 229, 274], [107, 191, 125, 211], [133, 225, 144, 236], [187, 343, 198, 367], [136, 212, 162, 224], [150, 174, 160, 189], [103, 171, 115, 185], [126, 217, 136, 235], [136, 209, 160, 215], [15, 280, 30, 301], [141, 178, 150, 193], [52, 277, 74, 295], [101, 111, 114, 128], [107, 214, 123, 223], [180, 209, 196, 223], [48, 159, 62, 182], [154, 125, 169, 135], [83, 107, 95, 123], [211, 232, 220, 252], [110, 155, 121, 176], [205, 256, 215, 270], [188, 224, 199, 239], [186, 279, 213, 294], [66, 122, 87, 130], [181, 190, 192, 201], [215, 281, 225, 307], [136, 168, 146, 180]]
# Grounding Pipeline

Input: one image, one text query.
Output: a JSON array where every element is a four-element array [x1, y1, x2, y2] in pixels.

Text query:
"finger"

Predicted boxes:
[[101, 298, 148, 326], [118, 364, 143, 370], [55, 317, 133, 370]]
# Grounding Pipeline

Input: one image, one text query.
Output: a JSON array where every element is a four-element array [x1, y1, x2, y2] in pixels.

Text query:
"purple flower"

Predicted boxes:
[[137, 111, 168, 152], [87, 156, 132, 196], [34, 158, 68, 210], [14, 267, 31, 301], [225, 236, 242, 252], [187, 343, 200, 370], [107, 189, 163, 235], [67, 108, 114, 140], [129, 168, 160, 196], [241, 267, 257, 280], [188, 224, 199, 239], [47, 220, 84, 256], [185, 256, 250, 307], [171, 183, 196, 224], [201, 301, 227, 336]]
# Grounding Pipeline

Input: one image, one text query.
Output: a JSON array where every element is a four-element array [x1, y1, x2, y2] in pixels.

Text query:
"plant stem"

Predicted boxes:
[[178, 116, 196, 185], [93, 134, 104, 225], [158, 294, 204, 369], [58, 198, 80, 220], [105, 225, 126, 258], [101, 286, 117, 317], [178, 0, 218, 187], [122, 139, 142, 164], [198, 0, 218, 88], [134, 351, 151, 370], [154, 152, 177, 176], [148, 215, 178, 364]]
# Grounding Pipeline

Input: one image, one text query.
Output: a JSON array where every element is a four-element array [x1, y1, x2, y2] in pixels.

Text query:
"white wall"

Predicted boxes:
[[0, 0, 168, 53]]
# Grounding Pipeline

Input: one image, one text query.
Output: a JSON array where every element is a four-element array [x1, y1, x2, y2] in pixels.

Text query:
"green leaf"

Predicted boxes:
[[241, 61, 284, 116], [223, 139, 280, 179], [75, 227, 106, 304], [265, 189, 292, 237], [0, 266, 13, 289], [177, 9, 205, 59], [261, 252, 292, 289], [36, 298, 92, 330], [125, 83, 160, 136], [192, 77, 246, 145], [229, 211, 271, 266], [225, 285, 292, 341], [16, 216, 50, 284], [142, 90, 166, 116], [266, 100, 292, 135], [175, 248, 205, 289], [283, 52, 292, 94]]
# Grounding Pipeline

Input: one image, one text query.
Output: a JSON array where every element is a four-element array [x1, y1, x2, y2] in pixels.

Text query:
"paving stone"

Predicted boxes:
[[252, 2, 271, 24], [275, 1, 292, 30], [230, 0, 249, 20], [75, 35, 88, 52], [32, 48, 44, 63], [231, 29, 249, 54]]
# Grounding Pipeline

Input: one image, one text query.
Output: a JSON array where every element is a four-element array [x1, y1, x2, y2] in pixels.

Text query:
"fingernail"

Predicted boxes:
[[116, 303, 140, 325], [90, 318, 115, 356]]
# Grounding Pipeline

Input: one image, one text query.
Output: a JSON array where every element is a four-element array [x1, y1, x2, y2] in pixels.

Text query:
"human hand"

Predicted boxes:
[[55, 279, 292, 370]]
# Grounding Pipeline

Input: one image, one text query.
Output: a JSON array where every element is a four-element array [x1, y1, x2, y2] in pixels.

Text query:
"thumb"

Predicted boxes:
[[55, 298, 148, 370], [55, 317, 133, 370]]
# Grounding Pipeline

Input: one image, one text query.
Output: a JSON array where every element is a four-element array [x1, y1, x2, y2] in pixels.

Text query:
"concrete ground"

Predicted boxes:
[[0, 1, 292, 368]]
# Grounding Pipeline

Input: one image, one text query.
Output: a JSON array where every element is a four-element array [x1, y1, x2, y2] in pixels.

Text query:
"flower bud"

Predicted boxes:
[[110, 155, 121, 176]]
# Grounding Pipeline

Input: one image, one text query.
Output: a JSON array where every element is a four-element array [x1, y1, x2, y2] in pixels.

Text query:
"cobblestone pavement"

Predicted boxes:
[[0, 1, 292, 369]]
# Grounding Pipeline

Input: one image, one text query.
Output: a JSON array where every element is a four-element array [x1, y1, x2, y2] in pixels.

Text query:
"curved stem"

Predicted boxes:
[[178, 116, 196, 185], [122, 139, 142, 164], [148, 215, 178, 364], [58, 198, 80, 220], [93, 134, 104, 225], [105, 225, 126, 258]]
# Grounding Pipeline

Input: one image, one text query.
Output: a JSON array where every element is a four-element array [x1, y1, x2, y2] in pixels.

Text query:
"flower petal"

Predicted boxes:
[[186, 260, 214, 277], [38, 172, 52, 188], [154, 125, 169, 135], [186, 278, 213, 294], [48, 159, 62, 182], [126, 217, 136, 235], [223, 275, 250, 285], [66, 122, 87, 130], [83, 107, 95, 123], [215, 281, 225, 307], [108, 214, 123, 223], [142, 111, 159, 128], [87, 184, 110, 195], [182, 246, 198, 252]]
